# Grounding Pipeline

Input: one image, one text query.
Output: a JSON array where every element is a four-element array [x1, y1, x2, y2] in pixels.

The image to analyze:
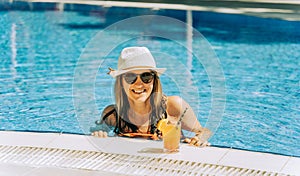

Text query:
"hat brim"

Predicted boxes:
[[109, 67, 166, 78]]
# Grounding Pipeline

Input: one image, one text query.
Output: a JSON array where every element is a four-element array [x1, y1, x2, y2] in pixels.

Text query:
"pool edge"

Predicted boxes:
[[0, 131, 299, 175]]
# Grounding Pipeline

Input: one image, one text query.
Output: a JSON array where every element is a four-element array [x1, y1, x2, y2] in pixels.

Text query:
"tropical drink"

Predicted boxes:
[[158, 119, 181, 152]]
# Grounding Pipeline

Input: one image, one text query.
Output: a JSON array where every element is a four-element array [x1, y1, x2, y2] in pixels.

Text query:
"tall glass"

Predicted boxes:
[[163, 122, 181, 153]]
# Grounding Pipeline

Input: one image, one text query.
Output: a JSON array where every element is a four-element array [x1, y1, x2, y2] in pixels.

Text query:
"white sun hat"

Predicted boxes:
[[108, 46, 166, 77]]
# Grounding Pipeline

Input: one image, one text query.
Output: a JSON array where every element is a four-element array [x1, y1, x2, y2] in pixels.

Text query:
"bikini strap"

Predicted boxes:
[[102, 108, 116, 121], [95, 106, 117, 125]]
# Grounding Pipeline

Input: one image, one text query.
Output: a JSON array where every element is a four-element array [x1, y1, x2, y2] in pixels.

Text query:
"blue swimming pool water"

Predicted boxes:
[[0, 2, 299, 157]]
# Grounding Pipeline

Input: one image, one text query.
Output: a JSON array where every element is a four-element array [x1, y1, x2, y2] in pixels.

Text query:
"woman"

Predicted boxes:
[[92, 46, 211, 147]]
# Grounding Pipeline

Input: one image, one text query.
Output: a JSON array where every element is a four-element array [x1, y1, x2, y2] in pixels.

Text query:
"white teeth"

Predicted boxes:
[[132, 89, 145, 94]]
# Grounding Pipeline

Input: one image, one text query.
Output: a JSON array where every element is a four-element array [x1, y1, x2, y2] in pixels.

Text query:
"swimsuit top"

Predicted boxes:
[[101, 106, 168, 135]]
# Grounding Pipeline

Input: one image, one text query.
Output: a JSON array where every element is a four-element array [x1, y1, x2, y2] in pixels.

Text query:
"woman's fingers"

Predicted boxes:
[[103, 131, 108, 137], [91, 131, 108, 138], [199, 141, 210, 147], [183, 137, 210, 147], [190, 136, 200, 146], [183, 138, 191, 143]]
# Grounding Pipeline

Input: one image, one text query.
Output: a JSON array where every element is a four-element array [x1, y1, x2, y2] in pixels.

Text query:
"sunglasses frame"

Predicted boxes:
[[123, 72, 156, 84]]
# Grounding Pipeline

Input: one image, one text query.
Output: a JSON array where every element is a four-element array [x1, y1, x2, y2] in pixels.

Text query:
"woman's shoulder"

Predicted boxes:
[[166, 95, 184, 106], [101, 104, 117, 124], [102, 104, 116, 114], [165, 96, 183, 117]]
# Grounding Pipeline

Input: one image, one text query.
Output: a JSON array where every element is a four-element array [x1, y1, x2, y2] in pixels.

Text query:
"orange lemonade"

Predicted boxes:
[[157, 119, 181, 152]]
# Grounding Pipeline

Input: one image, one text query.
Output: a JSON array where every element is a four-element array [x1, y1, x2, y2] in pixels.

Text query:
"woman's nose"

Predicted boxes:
[[133, 76, 143, 86]]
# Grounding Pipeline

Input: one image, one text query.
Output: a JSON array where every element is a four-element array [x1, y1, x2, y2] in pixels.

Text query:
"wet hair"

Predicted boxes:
[[114, 71, 166, 134]]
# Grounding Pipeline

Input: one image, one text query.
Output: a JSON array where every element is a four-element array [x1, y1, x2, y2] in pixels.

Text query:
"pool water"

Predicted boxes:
[[0, 2, 299, 157]]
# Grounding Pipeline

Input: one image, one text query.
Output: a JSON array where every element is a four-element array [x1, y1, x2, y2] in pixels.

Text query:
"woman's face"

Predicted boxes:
[[122, 69, 154, 103]]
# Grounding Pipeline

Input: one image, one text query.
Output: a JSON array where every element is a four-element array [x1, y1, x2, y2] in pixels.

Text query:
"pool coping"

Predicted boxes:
[[0, 131, 299, 175]]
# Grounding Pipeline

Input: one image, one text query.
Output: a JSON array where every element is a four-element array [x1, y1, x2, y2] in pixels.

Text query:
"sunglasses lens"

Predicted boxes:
[[124, 72, 155, 84], [124, 73, 137, 84], [141, 72, 154, 83]]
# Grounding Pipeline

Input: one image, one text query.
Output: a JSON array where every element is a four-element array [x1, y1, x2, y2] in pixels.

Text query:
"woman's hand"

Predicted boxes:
[[183, 127, 212, 147], [91, 130, 108, 138], [183, 136, 210, 147]]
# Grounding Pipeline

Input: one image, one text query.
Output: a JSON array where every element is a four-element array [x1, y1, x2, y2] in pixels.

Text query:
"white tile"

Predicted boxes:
[[0, 131, 59, 147], [46, 133, 99, 151], [29, 166, 130, 176], [0, 163, 36, 176], [280, 156, 300, 175], [163, 145, 229, 165], [0, 163, 129, 176], [88, 136, 163, 155], [219, 149, 290, 173]]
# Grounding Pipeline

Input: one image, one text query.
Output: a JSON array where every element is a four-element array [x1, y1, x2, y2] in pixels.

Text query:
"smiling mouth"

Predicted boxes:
[[132, 89, 146, 94]]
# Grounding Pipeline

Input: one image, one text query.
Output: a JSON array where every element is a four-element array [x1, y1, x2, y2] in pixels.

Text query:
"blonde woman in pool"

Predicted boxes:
[[91, 47, 211, 147]]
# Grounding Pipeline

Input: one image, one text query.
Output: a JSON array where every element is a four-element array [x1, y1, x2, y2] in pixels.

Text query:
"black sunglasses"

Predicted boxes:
[[123, 72, 156, 84]]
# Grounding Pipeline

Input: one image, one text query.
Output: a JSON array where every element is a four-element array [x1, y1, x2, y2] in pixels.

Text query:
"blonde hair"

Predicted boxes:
[[114, 72, 166, 133]]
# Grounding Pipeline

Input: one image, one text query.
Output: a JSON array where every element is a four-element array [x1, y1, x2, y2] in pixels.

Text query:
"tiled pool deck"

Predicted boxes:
[[0, 131, 299, 175]]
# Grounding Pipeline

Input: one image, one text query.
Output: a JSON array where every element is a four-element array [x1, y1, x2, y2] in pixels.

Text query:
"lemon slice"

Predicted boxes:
[[157, 119, 168, 131]]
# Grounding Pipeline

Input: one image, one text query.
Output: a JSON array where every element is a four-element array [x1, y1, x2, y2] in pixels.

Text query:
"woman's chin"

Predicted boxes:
[[130, 93, 150, 102]]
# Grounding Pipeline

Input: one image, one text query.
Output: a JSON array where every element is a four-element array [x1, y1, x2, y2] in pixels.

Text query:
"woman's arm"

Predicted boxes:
[[167, 96, 211, 147], [91, 105, 117, 138]]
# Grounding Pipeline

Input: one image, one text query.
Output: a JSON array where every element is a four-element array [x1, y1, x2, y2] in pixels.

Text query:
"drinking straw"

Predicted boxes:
[[177, 107, 188, 127]]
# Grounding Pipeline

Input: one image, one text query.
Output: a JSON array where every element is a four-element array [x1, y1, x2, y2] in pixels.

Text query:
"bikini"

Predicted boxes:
[[97, 105, 167, 136]]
